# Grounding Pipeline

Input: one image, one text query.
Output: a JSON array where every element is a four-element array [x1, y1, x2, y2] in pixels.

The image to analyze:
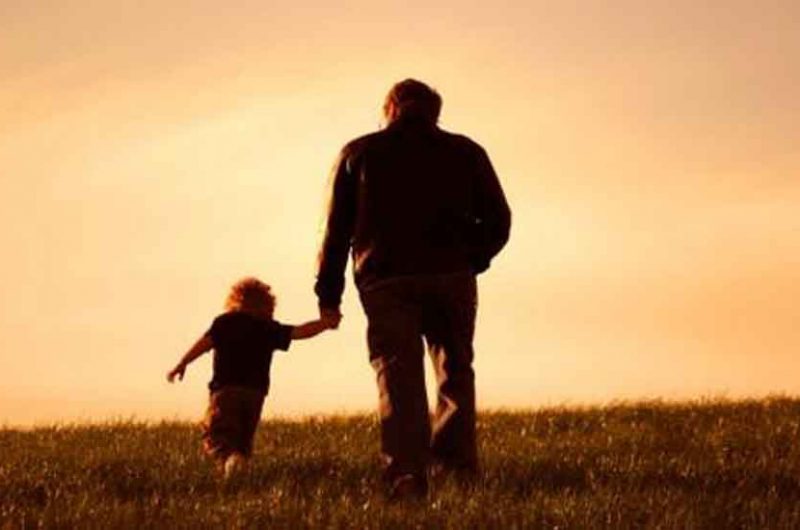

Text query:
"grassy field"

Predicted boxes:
[[2, 398, 800, 529]]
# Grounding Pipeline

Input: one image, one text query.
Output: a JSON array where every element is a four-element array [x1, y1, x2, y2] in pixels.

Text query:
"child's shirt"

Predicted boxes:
[[206, 311, 293, 394]]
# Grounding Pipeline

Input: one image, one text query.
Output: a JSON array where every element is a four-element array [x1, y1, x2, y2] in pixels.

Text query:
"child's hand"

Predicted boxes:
[[167, 363, 186, 383]]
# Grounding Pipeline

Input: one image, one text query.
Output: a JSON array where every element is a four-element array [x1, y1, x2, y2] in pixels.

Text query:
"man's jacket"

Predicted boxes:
[[315, 117, 512, 309]]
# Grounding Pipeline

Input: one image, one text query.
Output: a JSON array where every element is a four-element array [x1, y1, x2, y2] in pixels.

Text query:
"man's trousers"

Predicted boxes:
[[358, 271, 478, 482]]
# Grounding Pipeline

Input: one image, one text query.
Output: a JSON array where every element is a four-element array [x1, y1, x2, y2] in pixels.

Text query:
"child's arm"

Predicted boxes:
[[167, 334, 213, 382], [290, 314, 340, 340]]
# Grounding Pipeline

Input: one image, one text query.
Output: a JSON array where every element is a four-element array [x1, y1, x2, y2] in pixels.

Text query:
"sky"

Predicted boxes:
[[1, 0, 798, 425]]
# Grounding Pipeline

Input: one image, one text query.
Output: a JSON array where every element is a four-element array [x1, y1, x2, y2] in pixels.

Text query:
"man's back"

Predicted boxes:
[[315, 117, 511, 307]]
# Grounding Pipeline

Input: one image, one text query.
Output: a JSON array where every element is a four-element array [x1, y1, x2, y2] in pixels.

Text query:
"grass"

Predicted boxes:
[[2, 397, 800, 529]]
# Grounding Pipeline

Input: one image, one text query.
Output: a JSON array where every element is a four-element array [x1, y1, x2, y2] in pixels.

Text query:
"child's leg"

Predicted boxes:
[[201, 389, 240, 464], [223, 452, 246, 479], [239, 389, 266, 457], [203, 387, 265, 476]]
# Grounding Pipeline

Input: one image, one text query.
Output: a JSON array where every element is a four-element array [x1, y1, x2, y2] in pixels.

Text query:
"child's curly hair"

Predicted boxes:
[[225, 277, 276, 318]]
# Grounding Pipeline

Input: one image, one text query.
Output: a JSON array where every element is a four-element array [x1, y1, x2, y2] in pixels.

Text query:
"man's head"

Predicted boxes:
[[383, 79, 442, 126]]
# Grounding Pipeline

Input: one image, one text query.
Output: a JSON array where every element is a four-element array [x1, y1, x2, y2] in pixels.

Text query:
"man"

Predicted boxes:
[[315, 79, 511, 498]]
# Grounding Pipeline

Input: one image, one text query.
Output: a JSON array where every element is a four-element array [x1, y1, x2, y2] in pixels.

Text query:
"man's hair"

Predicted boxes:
[[383, 79, 442, 125], [225, 277, 275, 317]]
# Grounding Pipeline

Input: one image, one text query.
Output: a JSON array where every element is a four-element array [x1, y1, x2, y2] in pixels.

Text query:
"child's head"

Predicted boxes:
[[225, 277, 276, 318]]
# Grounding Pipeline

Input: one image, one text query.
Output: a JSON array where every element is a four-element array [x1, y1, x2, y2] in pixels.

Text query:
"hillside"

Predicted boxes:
[[2, 398, 799, 529]]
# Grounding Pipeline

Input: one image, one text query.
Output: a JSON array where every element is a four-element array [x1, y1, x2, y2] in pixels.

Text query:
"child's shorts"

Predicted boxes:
[[201, 386, 266, 460]]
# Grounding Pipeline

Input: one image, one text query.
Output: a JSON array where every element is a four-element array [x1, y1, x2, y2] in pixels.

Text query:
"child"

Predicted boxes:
[[167, 276, 339, 478]]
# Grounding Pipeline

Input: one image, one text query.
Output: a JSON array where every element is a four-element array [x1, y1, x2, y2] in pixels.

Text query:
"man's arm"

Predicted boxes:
[[315, 146, 358, 311], [470, 146, 511, 273], [167, 334, 213, 382]]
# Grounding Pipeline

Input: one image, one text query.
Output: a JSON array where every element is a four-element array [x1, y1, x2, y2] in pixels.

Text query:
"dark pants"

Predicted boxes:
[[201, 386, 266, 460], [359, 271, 478, 482]]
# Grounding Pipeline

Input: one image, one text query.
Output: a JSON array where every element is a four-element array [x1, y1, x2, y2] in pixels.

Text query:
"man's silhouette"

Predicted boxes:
[[315, 79, 511, 498]]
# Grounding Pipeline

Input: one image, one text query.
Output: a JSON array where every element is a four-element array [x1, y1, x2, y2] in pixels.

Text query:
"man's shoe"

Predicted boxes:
[[430, 461, 479, 487], [387, 473, 428, 502]]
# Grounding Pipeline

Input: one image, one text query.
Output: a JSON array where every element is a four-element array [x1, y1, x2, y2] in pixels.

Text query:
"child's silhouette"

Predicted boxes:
[[167, 277, 339, 478]]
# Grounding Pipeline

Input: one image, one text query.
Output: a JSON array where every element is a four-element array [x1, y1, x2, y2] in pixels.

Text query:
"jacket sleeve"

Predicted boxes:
[[314, 146, 357, 309], [469, 145, 511, 273]]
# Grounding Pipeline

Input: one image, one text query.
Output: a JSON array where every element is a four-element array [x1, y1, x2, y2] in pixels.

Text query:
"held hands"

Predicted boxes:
[[320, 307, 343, 330], [167, 363, 186, 383]]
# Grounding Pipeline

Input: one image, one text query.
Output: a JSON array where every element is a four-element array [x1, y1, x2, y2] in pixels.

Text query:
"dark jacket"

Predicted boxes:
[[315, 117, 511, 309]]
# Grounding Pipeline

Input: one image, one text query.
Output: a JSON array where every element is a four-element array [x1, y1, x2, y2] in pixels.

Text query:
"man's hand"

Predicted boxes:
[[167, 363, 186, 383], [321, 312, 342, 330], [320, 307, 342, 329]]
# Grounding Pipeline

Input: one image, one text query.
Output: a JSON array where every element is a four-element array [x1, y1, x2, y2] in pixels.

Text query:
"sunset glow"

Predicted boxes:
[[1, 0, 798, 425]]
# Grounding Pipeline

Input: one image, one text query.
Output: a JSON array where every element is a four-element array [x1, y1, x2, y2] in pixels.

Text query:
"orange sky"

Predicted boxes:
[[1, 1, 798, 425]]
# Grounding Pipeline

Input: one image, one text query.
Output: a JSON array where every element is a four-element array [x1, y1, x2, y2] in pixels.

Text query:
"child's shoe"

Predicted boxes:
[[223, 452, 246, 480]]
